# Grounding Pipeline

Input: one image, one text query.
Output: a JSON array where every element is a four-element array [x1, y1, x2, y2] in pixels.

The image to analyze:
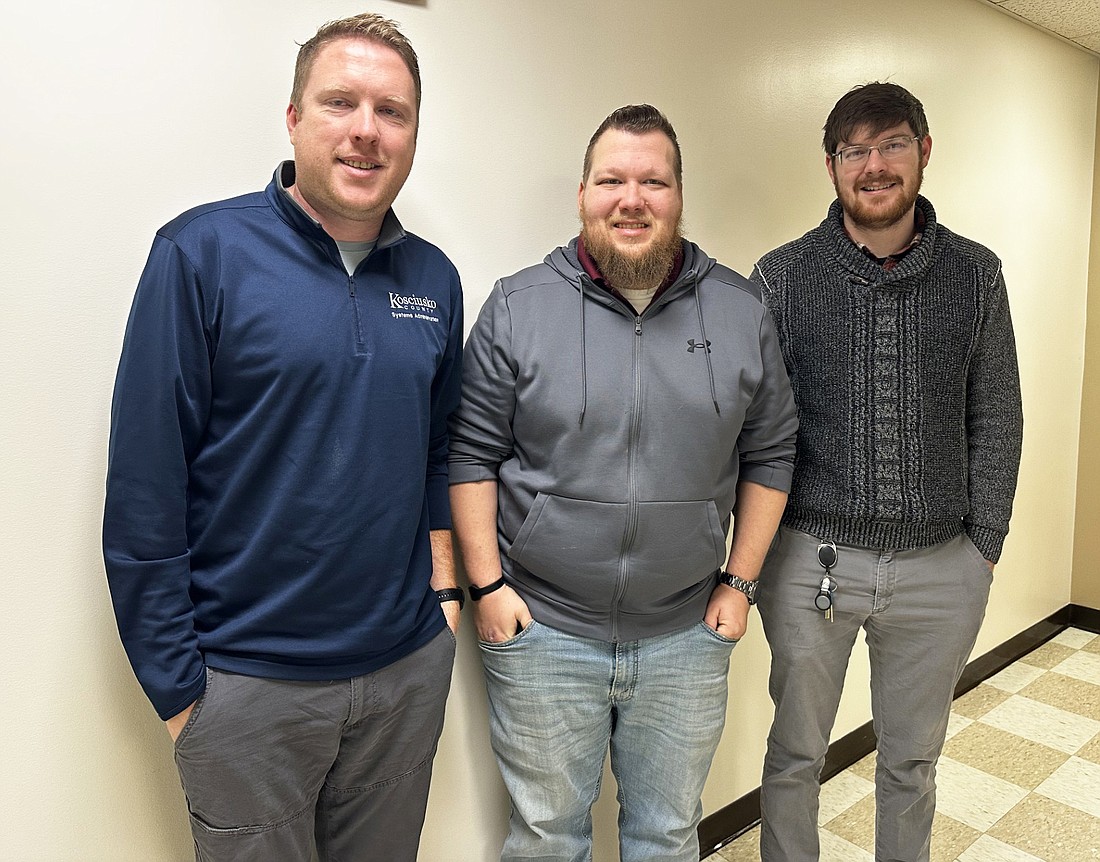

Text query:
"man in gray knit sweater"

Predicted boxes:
[[751, 82, 1023, 862]]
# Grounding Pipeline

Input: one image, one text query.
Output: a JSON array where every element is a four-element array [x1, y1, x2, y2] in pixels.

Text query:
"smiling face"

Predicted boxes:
[[827, 122, 931, 233], [286, 38, 418, 241], [578, 128, 683, 290]]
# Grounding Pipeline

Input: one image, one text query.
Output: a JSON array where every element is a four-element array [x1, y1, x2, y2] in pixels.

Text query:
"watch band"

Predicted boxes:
[[436, 587, 465, 610], [718, 571, 758, 605], [468, 576, 506, 601]]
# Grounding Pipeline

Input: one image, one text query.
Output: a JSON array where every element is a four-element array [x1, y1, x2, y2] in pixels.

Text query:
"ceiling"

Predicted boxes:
[[976, 0, 1100, 55]]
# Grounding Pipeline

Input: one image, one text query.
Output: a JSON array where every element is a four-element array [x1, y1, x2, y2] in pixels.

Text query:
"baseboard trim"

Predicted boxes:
[[697, 603, 1095, 858], [697, 789, 760, 858], [953, 608, 1068, 698], [1068, 603, 1100, 633]]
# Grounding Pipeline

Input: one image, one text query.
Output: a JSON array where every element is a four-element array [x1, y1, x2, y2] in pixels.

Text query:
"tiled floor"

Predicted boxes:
[[707, 627, 1100, 862]]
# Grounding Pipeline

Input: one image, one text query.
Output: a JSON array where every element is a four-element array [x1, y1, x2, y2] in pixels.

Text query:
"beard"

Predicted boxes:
[[835, 163, 923, 231], [580, 214, 683, 293]]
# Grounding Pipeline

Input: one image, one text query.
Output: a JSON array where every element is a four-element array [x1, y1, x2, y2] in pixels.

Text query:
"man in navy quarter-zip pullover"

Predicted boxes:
[[103, 14, 463, 862], [752, 82, 1023, 862], [448, 104, 798, 862]]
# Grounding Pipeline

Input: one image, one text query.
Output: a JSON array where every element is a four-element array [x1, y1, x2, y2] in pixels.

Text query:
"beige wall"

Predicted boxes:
[[2, 1, 1096, 859], [1073, 84, 1100, 611]]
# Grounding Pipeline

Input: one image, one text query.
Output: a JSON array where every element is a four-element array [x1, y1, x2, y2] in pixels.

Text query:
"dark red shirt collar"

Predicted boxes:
[[846, 208, 926, 272]]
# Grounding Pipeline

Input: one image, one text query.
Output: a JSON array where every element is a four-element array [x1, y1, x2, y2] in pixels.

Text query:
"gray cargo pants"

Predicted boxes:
[[172, 628, 455, 862], [757, 528, 993, 862]]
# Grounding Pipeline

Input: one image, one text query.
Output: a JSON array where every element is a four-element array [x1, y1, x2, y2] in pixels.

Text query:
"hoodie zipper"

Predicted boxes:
[[611, 313, 645, 640], [565, 258, 715, 640]]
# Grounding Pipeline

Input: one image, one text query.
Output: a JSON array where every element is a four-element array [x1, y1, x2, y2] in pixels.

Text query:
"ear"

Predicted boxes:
[[919, 134, 933, 169], [577, 181, 586, 212], [286, 102, 300, 142], [825, 153, 837, 186]]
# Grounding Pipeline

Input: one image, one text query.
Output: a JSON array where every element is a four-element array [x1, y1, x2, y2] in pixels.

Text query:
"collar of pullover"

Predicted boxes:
[[825, 194, 938, 290], [267, 161, 407, 253], [552, 237, 705, 310]]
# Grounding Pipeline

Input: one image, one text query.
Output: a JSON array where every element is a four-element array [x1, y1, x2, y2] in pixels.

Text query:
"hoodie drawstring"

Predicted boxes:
[[692, 275, 721, 415], [578, 281, 589, 427], [580, 269, 717, 420]]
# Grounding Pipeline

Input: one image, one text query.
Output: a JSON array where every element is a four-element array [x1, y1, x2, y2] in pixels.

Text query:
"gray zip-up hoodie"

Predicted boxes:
[[449, 238, 797, 642]]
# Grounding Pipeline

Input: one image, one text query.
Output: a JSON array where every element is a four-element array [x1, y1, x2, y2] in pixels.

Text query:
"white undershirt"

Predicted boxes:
[[335, 240, 376, 276], [618, 285, 659, 315]]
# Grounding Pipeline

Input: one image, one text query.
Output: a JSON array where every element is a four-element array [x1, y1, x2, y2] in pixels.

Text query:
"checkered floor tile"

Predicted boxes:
[[707, 628, 1100, 861]]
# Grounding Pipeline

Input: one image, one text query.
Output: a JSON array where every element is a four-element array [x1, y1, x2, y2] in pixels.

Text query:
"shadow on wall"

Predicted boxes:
[[99, 598, 195, 857]]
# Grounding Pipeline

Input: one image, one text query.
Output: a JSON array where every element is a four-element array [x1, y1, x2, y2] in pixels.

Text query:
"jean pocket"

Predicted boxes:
[[478, 619, 539, 650], [697, 620, 739, 646]]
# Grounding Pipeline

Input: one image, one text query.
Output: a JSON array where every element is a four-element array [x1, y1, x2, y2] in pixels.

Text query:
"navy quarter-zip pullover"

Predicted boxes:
[[104, 163, 463, 719]]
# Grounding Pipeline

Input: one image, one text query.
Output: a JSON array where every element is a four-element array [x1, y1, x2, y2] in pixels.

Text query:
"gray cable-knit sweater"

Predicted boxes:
[[751, 196, 1022, 562]]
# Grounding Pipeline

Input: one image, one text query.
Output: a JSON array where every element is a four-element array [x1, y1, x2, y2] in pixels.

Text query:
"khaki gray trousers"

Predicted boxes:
[[172, 628, 455, 862], [757, 528, 993, 862]]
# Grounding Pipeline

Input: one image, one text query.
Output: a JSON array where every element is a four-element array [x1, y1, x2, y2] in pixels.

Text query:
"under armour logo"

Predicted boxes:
[[686, 339, 712, 353]]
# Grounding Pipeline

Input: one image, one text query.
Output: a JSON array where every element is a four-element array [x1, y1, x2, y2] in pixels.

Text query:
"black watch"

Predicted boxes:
[[718, 571, 758, 605], [468, 576, 507, 601], [436, 588, 465, 610]]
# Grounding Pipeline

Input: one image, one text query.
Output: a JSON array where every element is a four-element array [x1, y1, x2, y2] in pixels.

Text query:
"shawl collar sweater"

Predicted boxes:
[[751, 196, 1022, 561]]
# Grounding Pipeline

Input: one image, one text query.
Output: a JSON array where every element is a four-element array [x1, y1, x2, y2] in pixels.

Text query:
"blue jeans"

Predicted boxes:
[[479, 620, 736, 862]]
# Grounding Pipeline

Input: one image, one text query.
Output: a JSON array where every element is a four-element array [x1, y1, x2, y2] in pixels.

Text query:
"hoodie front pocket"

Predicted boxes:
[[507, 494, 727, 613], [618, 499, 727, 612], [507, 493, 628, 609]]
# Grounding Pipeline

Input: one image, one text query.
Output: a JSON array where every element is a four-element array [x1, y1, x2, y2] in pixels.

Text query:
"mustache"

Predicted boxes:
[[856, 173, 904, 187]]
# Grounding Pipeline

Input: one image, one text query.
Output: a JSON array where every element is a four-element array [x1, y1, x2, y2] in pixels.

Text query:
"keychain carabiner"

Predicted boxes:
[[815, 540, 838, 620]]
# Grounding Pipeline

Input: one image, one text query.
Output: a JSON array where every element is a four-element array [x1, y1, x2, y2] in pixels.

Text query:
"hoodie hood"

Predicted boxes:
[[545, 236, 717, 305], [544, 237, 722, 423]]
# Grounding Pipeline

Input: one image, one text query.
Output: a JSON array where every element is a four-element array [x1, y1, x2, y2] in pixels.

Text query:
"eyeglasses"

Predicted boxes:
[[832, 135, 922, 167]]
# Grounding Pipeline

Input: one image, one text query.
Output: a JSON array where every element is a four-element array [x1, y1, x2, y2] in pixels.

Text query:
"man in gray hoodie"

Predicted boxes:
[[448, 104, 798, 862]]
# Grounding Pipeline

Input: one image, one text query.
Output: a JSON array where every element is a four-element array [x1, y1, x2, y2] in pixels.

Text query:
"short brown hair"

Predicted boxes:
[[823, 82, 928, 158], [582, 104, 682, 185], [290, 13, 421, 112]]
